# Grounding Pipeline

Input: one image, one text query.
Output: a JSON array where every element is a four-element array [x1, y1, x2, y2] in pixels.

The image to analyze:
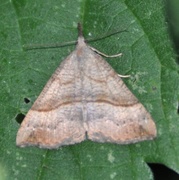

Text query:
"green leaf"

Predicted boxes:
[[0, 0, 179, 180]]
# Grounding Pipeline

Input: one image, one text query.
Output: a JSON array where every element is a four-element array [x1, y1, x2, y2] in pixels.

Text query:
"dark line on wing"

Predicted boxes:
[[31, 99, 139, 112]]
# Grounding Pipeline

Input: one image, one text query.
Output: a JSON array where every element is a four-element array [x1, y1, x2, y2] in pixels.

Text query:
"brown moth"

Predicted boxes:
[[16, 24, 157, 149]]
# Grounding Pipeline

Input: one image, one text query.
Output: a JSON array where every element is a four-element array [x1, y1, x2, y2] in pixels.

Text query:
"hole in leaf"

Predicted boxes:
[[15, 113, 25, 124], [148, 163, 179, 180], [178, 102, 179, 114], [24, 97, 30, 104]]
